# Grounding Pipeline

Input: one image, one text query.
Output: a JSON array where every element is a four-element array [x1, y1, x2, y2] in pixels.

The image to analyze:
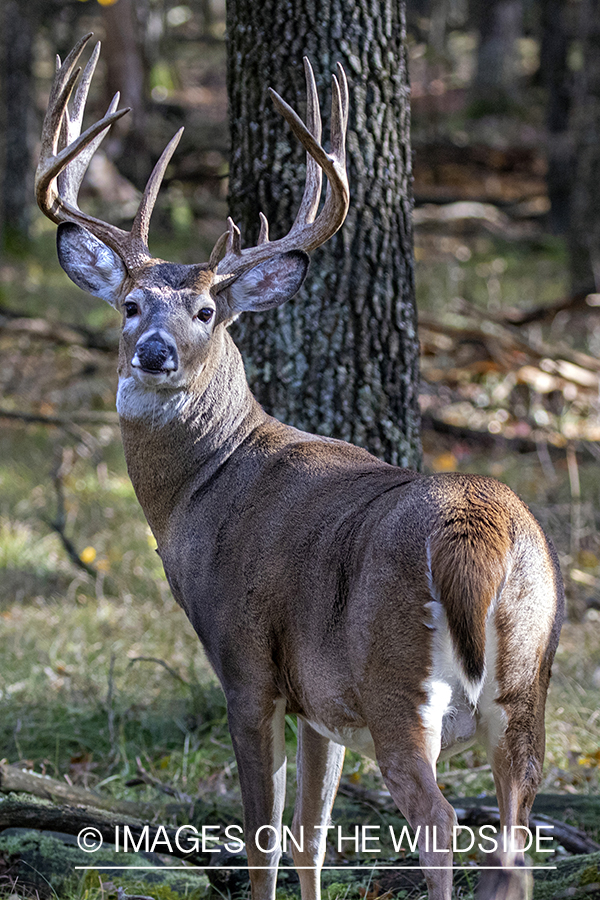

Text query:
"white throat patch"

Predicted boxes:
[[116, 375, 193, 426]]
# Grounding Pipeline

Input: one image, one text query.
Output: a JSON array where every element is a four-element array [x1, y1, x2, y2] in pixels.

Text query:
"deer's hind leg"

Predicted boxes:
[[482, 676, 548, 861], [367, 658, 457, 900], [479, 549, 563, 864], [374, 729, 456, 900], [356, 577, 458, 900]]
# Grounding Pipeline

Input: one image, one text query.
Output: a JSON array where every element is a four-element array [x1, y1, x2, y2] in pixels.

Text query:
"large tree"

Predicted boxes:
[[226, 0, 421, 468]]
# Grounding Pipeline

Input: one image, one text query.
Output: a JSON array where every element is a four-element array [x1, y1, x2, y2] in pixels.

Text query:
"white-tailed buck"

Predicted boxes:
[[37, 34, 564, 900]]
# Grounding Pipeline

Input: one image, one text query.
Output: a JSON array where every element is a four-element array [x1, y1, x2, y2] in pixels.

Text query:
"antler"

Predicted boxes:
[[209, 57, 350, 285], [35, 33, 183, 272], [36, 37, 348, 280]]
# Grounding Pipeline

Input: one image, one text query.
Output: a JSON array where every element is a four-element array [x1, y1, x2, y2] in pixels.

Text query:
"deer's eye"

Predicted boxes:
[[195, 307, 214, 323], [124, 301, 139, 319]]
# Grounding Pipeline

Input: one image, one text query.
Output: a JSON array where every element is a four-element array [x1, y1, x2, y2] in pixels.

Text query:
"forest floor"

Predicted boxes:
[[2, 22, 600, 900], [1, 210, 600, 900]]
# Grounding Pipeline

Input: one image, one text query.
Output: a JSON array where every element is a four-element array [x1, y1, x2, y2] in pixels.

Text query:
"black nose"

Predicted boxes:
[[136, 337, 178, 372]]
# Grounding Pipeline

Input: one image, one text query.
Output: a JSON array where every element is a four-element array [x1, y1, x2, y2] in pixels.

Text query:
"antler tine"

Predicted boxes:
[[36, 35, 130, 231], [312, 72, 349, 248], [131, 127, 184, 246], [59, 92, 121, 207], [212, 59, 349, 283], [336, 62, 349, 135], [58, 42, 121, 207], [291, 58, 323, 230], [258, 212, 269, 244], [226, 217, 242, 255], [330, 68, 347, 160], [208, 229, 229, 271], [36, 101, 130, 223], [36, 35, 186, 272], [68, 40, 101, 133], [47, 33, 93, 118]]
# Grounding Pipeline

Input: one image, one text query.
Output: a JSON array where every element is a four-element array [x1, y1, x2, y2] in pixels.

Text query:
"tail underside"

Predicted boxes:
[[427, 486, 512, 688]]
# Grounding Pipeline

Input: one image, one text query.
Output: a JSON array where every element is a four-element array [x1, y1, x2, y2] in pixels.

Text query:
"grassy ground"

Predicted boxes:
[[1, 223, 600, 900]]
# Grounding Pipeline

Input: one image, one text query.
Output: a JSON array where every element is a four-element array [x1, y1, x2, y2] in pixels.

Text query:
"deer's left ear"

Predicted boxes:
[[226, 250, 309, 313]]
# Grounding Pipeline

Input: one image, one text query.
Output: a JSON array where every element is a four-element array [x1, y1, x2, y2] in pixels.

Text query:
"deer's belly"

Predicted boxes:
[[304, 703, 476, 766], [304, 719, 377, 760]]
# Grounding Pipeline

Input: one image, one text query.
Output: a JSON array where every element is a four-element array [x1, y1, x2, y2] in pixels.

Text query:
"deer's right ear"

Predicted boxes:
[[57, 222, 128, 306]]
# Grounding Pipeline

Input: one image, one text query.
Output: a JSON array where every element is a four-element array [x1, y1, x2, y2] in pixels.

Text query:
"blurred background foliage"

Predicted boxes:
[[1, 0, 600, 896]]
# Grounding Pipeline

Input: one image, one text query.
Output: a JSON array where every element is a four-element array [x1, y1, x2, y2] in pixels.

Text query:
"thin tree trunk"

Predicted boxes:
[[1, 0, 35, 251], [540, 0, 572, 235], [471, 0, 523, 112], [101, 0, 151, 189], [568, 0, 600, 293], [226, 0, 421, 468]]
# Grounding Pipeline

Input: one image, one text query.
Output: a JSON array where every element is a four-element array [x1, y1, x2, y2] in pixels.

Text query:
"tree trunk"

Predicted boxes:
[[226, 0, 421, 468], [540, 0, 572, 235], [101, 0, 151, 189], [470, 0, 523, 113], [567, 0, 600, 293], [1, 0, 35, 251]]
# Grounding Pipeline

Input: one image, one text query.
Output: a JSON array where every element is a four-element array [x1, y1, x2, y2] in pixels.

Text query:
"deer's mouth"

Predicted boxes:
[[131, 333, 179, 384], [131, 366, 175, 387]]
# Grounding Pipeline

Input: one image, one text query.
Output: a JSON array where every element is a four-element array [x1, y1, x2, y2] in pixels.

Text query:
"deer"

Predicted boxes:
[[36, 34, 564, 900]]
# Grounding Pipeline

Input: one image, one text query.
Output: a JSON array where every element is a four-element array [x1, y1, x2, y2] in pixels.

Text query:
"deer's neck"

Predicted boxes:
[[117, 328, 265, 541]]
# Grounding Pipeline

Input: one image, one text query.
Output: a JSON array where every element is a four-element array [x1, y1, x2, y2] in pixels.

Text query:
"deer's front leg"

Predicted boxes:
[[228, 695, 287, 900], [291, 720, 345, 900]]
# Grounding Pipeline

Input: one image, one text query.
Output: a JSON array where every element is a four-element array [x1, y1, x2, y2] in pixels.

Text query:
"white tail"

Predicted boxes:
[[37, 35, 564, 900]]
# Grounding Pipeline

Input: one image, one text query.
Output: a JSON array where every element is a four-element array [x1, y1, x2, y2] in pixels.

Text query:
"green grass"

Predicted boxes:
[[415, 233, 569, 315], [1, 229, 600, 899]]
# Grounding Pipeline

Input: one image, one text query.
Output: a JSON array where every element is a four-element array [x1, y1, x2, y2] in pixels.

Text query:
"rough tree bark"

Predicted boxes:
[[226, 0, 421, 468]]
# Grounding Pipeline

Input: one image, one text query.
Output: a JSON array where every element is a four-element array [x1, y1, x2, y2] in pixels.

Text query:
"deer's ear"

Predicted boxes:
[[57, 222, 128, 306], [226, 250, 309, 313]]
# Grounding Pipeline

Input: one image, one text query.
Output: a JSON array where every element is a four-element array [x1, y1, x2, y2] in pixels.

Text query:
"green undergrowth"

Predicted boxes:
[[1, 229, 600, 899], [415, 233, 568, 316]]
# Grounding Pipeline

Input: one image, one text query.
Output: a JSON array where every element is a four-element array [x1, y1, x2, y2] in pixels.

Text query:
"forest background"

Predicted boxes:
[[1, 0, 600, 898]]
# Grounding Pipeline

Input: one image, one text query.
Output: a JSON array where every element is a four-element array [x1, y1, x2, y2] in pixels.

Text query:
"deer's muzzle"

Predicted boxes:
[[132, 334, 178, 374]]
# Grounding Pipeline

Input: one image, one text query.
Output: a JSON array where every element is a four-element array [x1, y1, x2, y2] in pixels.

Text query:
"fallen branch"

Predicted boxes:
[[0, 408, 119, 427], [338, 781, 600, 856], [454, 297, 600, 375], [0, 797, 212, 865], [420, 411, 544, 454], [456, 806, 600, 857], [0, 306, 118, 352], [0, 762, 158, 819], [498, 290, 593, 327], [0, 761, 212, 826]]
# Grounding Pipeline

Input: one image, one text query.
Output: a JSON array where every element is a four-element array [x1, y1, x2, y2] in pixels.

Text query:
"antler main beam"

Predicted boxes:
[[35, 33, 183, 272], [211, 58, 350, 285]]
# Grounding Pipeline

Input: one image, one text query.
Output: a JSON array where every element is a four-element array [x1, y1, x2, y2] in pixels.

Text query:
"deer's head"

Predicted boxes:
[[36, 35, 349, 398]]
